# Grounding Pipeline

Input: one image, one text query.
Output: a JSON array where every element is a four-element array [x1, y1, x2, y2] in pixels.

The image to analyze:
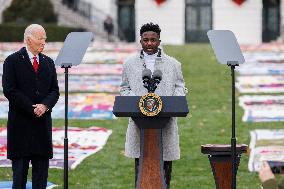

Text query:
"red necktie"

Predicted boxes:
[[33, 56, 38, 73]]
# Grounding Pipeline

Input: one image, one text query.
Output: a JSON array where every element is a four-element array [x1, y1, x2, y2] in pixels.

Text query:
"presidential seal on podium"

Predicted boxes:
[[139, 93, 162, 116]]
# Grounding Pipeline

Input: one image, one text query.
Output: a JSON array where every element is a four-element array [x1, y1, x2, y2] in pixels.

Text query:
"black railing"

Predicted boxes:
[[61, 0, 124, 40]]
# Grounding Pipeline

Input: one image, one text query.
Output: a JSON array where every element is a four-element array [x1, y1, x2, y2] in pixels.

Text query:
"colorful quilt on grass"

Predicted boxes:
[[0, 93, 116, 119], [238, 44, 284, 122], [243, 51, 284, 64], [236, 63, 284, 75], [0, 181, 56, 189], [56, 64, 122, 75], [57, 75, 121, 93], [52, 93, 116, 119], [249, 129, 284, 172], [0, 126, 112, 169], [0, 75, 121, 93], [239, 95, 284, 122], [236, 75, 284, 93]]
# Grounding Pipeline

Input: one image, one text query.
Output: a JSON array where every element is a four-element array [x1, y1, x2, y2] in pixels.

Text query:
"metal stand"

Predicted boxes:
[[54, 32, 93, 189], [207, 30, 245, 189], [228, 62, 238, 189], [63, 65, 71, 189]]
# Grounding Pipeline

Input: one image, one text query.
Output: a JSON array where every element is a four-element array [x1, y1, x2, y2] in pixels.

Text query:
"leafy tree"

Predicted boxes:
[[3, 0, 57, 24]]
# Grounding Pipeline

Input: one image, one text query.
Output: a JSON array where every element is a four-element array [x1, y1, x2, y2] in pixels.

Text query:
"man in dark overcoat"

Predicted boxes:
[[2, 24, 59, 189]]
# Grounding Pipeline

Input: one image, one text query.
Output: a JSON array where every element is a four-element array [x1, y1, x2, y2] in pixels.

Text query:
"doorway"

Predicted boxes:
[[185, 0, 212, 43], [262, 0, 280, 42], [117, 0, 135, 42]]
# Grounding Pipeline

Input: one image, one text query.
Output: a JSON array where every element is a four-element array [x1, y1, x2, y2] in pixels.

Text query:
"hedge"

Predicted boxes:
[[0, 24, 86, 42], [3, 0, 57, 23]]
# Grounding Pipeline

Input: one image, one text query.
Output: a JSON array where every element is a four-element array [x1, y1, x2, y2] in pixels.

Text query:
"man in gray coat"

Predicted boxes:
[[120, 22, 187, 188]]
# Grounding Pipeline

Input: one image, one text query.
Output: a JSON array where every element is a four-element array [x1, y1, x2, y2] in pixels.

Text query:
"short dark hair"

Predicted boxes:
[[140, 22, 161, 37]]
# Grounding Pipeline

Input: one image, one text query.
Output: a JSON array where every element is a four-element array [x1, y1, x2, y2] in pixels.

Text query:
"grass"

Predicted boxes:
[[1, 44, 282, 188]]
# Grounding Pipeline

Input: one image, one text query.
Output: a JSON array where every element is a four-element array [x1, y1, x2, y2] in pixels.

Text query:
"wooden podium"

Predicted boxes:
[[113, 96, 188, 189], [201, 144, 247, 189]]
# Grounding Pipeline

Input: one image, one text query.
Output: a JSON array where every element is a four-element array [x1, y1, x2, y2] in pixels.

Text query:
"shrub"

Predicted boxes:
[[0, 23, 86, 42], [3, 0, 57, 24]]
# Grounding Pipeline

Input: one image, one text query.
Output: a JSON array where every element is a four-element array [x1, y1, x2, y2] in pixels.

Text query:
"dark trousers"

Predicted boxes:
[[12, 156, 49, 189], [135, 158, 172, 189]]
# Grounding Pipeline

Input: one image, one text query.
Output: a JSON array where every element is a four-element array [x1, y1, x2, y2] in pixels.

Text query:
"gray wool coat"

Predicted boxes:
[[120, 50, 187, 161]]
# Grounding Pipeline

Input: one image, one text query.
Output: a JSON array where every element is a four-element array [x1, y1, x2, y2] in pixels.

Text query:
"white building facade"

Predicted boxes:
[[82, 0, 282, 45], [213, 0, 263, 44]]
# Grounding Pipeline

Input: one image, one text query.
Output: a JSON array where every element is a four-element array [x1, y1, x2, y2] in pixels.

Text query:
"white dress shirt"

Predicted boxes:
[[26, 47, 39, 65], [143, 51, 158, 73]]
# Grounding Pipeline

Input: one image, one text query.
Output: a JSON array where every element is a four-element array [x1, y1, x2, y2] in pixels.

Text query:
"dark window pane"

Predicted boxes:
[[119, 7, 131, 29], [186, 8, 198, 30], [185, 0, 212, 42], [200, 0, 211, 3], [200, 7, 211, 30]]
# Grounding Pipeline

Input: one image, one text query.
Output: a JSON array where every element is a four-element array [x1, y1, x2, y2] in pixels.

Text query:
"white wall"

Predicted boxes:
[[80, 0, 117, 34], [213, 0, 262, 44], [82, 0, 117, 21], [83, 0, 116, 15], [136, 0, 185, 45]]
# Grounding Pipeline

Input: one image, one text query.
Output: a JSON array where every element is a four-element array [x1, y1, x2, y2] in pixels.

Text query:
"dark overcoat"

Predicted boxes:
[[2, 47, 59, 159]]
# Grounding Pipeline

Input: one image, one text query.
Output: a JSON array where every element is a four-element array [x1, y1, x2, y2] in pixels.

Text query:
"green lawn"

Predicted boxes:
[[1, 44, 282, 188]]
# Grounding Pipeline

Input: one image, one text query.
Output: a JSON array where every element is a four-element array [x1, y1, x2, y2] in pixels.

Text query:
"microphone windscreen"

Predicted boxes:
[[142, 68, 152, 79], [153, 70, 162, 80]]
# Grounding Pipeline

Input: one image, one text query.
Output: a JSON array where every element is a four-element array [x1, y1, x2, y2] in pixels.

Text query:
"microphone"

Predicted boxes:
[[142, 68, 152, 81], [142, 69, 152, 89], [142, 69, 163, 93], [151, 70, 162, 92], [152, 70, 162, 83]]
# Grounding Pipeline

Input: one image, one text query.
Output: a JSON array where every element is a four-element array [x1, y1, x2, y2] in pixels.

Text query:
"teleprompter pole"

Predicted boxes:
[[228, 62, 238, 189], [63, 65, 71, 189]]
